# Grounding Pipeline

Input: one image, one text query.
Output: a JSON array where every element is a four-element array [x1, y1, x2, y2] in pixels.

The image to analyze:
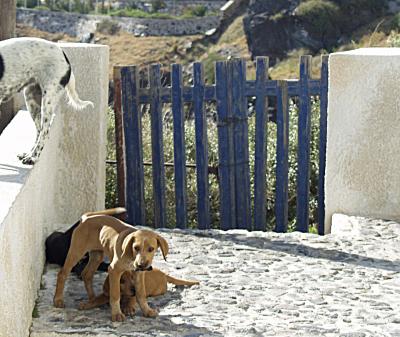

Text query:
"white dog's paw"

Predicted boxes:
[[17, 152, 27, 160], [21, 155, 37, 165]]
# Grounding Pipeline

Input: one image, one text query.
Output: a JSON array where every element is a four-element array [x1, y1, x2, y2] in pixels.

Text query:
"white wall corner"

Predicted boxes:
[[325, 48, 400, 233]]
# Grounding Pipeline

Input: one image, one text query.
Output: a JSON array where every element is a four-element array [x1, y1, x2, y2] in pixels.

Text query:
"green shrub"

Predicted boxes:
[[105, 107, 118, 209], [151, 0, 166, 12], [387, 30, 400, 47], [17, 0, 38, 8], [71, 0, 93, 14], [33, 5, 50, 10], [202, 52, 226, 84], [296, 0, 341, 48], [334, 0, 388, 32], [109, 8, 173, 19], [334, 0, 387, 14], [390, 12, 400, 31], [182, 5, 208, 18]]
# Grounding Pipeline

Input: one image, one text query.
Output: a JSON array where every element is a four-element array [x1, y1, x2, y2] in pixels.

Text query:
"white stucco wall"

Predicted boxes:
[[325, 48, 400, 233], [0, 43, 109, 337]]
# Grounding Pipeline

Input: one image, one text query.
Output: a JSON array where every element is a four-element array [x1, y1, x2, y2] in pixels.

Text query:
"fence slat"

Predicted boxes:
[[171, 64, 187, 229], [216, 61, 236, 230], [121, 66, 145, 225], [296, 55, 312, 232], [318, 55, 329, 235], [113, 67, 126, 210], [275, 80, 289, 233], [253, 57, 269, 231], [231, 59, 251, 230], [149, 64, 166, 228], [193, 62, 210, 229]]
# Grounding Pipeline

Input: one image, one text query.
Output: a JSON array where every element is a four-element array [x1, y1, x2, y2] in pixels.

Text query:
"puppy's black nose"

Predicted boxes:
[[138, 263, 147, 270]]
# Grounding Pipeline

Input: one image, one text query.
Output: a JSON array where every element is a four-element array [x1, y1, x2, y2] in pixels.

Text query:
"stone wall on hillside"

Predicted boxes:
[[16, 8, 221, 37]]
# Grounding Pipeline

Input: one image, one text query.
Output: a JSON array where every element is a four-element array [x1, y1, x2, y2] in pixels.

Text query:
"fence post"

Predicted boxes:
[[171, 64, 187, 229], [149, 64, 166, 228], [121, 66, 146, 225], [230, 59, 251, 230], [193, 62, 210, 229], [296, 55, 312, 232], [318, 55, 329, 235], [253, 57, 269, 231], [113, 66, 126, 211], [216, 61, 236, 230], [275, 80, 289, 232]]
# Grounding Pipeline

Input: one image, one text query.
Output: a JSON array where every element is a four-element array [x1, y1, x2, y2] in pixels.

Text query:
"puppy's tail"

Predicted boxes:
[[165, 275, 199, 286], [81, 207, 127, 221], [65, 71, 94, 110]]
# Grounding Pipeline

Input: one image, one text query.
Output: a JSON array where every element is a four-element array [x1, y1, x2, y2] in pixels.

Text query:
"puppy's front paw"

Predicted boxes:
[[121, 305, 136, 317], [53, 298, 65, 308], [111, 312, 126, 322], [121, 302, 136, 317], [143, 307, 158, 318]]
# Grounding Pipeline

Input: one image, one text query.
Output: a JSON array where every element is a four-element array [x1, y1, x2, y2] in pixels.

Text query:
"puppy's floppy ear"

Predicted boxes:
[[121, 232, 136, 260], [156, 234, 169, 261]]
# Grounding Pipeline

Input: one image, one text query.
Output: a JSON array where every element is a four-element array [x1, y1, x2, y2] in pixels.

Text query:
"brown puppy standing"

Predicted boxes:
[[53, 208, 169, 321], [79, 268, 199, 312]]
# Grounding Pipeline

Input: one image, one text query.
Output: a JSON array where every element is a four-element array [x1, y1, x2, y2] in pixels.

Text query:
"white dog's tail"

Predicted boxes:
[[65, 72, 94, 110]]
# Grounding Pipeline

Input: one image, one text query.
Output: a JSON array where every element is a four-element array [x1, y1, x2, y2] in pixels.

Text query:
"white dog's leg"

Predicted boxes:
[[24, 84, 42, 131], [18, 84, 42, 161], [21, 85, 64, 165]]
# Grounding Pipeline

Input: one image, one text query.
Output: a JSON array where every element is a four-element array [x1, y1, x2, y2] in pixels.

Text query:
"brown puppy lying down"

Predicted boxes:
[[79, 268, 199, 314], [53, 208, 169, 321]]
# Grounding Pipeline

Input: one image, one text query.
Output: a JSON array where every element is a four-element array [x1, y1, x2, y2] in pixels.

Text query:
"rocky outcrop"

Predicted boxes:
[[243, 0, 389, 65]]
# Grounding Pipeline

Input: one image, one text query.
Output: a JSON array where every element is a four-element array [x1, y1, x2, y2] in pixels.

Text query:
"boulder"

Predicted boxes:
[[243, 0, 389, 65]]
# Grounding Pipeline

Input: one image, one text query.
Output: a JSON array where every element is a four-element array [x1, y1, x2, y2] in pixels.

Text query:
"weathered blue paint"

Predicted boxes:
[[193, 62, 210, 230], [149, 64, 166, 228], [171, 64, 188, 229], [120, 66, 146, 226], [318, 55, 329, 235], [275, 80, 289, 233], [230, 59, 251, 230], [296, 56, 312, 233], [120, 56, 327, 233], [253, 57, 269, 231], [216, 61, 236, 230]]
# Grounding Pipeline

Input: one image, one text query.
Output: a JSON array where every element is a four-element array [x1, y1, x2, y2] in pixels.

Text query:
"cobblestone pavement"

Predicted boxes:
[[31, 215, 400, 337]]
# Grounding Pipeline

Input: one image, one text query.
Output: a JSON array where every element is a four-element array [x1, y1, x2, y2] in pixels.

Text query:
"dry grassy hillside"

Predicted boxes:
[[16, 15, 251, 79], [17, 24, 204, 76]]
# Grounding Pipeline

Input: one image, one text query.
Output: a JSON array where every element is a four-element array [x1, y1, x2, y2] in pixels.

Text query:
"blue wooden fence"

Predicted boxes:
[[119, 55, 328, 234]]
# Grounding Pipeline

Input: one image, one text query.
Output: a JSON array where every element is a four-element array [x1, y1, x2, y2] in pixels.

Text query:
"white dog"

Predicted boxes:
[[0, 37, 93, 164]]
